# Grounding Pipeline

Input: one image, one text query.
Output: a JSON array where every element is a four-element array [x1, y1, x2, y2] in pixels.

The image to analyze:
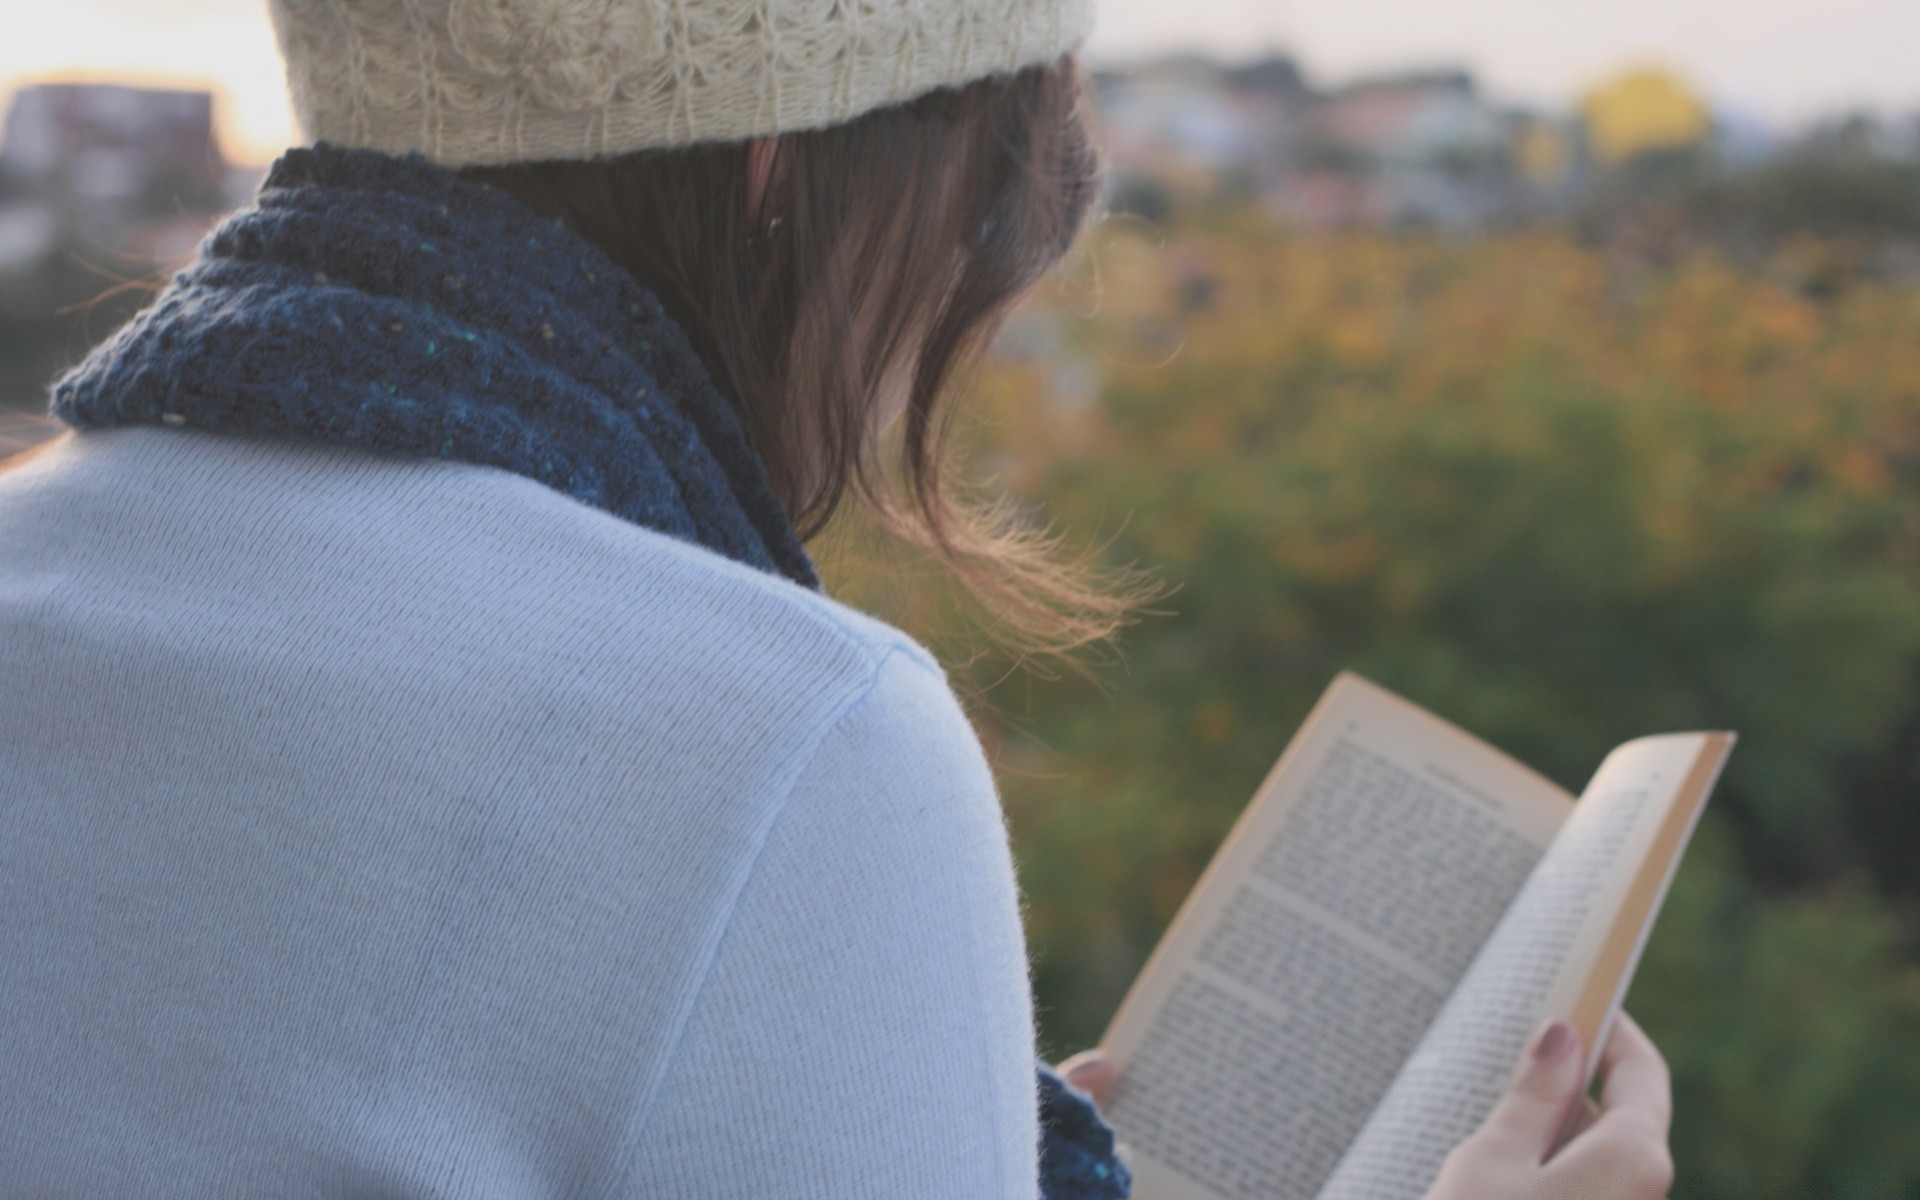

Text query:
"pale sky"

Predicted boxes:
[[4, 0, 1916, 164]]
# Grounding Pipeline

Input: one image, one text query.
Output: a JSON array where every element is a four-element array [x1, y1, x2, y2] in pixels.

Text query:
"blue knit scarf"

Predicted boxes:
[[53, 144, 814, 588], [50, 142, 1128, 1200]]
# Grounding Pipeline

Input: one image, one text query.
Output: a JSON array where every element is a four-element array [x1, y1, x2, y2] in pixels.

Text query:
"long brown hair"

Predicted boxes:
[[460, 54, 1153, 656]]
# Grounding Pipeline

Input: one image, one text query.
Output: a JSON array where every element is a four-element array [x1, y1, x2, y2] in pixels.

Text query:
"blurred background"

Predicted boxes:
[[5, 2, 1919, 1194]]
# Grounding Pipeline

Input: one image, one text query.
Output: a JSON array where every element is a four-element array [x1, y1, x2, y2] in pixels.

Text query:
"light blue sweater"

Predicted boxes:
[[0, 425, 1043, 1197]]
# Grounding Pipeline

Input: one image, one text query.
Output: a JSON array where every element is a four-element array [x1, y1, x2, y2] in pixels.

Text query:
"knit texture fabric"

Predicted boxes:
[[267, 0, 1095, 165], [51, 143, 816, 590], [43, 141, 1127, 1200], [1040, 1066, 1133, 1200]]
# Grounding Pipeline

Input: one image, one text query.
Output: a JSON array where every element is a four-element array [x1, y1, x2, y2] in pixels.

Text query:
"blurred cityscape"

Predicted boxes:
[[1089, 56, 1916, 245], [4, 55, 1920, 430]]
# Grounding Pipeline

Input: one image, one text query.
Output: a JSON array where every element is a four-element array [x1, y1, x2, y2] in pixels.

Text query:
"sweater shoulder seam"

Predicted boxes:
[[600, 641, 929, 1198]]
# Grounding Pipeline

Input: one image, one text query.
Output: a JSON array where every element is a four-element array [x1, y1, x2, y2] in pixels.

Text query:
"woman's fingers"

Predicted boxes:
[[1434, 1013, 1675, 1200], [1055, 1048, 1118, 1108], [1546, 1011, 1677, 1198], [1591, 1011, 1673, 1141], [1479, 1018, 1587, 1161]]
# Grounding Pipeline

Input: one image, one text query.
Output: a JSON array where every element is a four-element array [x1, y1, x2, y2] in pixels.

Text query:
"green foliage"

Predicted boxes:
[[1635, 818, 1920, 1196], [823, 216, 1920, 1191]]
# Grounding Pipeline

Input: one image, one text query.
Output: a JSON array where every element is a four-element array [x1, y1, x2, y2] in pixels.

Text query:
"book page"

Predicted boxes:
[[1315, 731, 1734, 1200], [1097, 673, 1574, 1200]]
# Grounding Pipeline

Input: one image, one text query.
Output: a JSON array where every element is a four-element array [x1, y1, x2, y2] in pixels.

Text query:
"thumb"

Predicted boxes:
[[1480, 1018, 1584, 1159], [1055, 1049, 1118, 1108]]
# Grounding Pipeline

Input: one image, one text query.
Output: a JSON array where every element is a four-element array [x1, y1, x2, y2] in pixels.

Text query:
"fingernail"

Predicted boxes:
[[1532, 1018, 1574, 1062]]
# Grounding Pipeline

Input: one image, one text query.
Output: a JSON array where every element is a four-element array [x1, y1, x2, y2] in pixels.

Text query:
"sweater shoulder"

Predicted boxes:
[[0, 424, 945, 722], [0, 431, 1001, 1196]]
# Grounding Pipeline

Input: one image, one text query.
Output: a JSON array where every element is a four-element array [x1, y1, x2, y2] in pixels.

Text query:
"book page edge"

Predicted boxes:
[[1564, 731, 1736, 1080]]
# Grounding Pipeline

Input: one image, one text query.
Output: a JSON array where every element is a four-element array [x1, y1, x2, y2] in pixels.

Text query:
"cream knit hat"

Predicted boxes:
[[267, 0, 1096, 167]]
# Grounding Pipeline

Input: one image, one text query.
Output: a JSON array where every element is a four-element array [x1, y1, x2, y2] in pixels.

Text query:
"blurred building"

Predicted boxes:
[[1091, 58, 1560, 232], [1275, 70, 1530, 230], [0, 82, 235, 277], [1, 82, 223, 191], [1088, 54, 1314, 216], [0, 81, 254, 410]]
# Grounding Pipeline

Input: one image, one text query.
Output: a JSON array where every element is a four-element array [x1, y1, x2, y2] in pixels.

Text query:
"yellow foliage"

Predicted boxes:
[[1581, 65, 1712, 163], [825, 212, 1920, 1190]]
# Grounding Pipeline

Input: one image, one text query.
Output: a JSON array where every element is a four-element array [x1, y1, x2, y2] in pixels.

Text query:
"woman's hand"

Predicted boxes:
[[1426, 1010, 1674, 1200], [1057, 1009, 1670, 1200]]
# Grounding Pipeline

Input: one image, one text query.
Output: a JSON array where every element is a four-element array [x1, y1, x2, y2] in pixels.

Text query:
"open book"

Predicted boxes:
[[1096, 672, 1734, 1200]]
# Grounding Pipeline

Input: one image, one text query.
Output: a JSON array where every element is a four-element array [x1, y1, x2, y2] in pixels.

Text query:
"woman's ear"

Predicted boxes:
[[746, 136, 777, 220]]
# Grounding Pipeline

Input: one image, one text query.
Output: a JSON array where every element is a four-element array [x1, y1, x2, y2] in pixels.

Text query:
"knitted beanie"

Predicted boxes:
[[267, 0, 1096, 167]]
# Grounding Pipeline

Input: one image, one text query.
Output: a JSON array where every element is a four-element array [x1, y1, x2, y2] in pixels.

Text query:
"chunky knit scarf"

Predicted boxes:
[[50, 142, 1129, 1200], [53, 144, 815, 588]]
